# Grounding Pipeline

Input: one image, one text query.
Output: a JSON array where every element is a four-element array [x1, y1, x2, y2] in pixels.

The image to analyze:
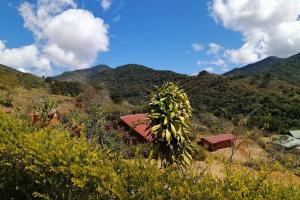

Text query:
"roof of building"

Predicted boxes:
[[289, 130, 300, 139], [273, 136, 300, 149], [120, 113, 152, 141], [201, 134, 236, 144], [1, 107, 13, 113]]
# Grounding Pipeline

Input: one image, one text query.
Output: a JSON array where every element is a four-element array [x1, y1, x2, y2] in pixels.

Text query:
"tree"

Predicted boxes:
[[148, 82, 194, 168]]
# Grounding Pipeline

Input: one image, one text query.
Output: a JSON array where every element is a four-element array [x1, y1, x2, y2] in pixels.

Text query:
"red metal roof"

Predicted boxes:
[[202, 134, 236, 144], [120, 113, 152, 141], [2, 107, 13, 113]]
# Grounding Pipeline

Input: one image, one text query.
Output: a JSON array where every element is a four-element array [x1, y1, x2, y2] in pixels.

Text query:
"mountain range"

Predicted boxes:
[[2, 52, 300, 134]]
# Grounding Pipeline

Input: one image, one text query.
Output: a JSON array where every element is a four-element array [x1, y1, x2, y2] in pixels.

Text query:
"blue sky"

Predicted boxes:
[[0, 0, 300, 76]]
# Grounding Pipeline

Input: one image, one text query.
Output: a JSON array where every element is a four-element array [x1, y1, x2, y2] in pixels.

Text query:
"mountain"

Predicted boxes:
[[0, 64, 44, 89], [225, 56, 282, 76], [56, 63, 300, 134], [55, 64, 111, 83], [225, 52, 300, 86], [89, 64, 187, 104]]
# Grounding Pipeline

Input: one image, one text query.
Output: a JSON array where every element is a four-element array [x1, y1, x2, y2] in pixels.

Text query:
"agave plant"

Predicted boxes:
[[148, 82, 194, 168], [36, 96, 57, 127]]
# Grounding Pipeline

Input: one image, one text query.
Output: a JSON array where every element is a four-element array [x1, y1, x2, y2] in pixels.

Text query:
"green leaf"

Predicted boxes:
[[151, 124, 161, 132], [165, 129, 171, 143]]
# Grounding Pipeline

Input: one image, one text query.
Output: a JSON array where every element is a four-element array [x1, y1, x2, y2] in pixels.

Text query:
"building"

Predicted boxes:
[[273, 135, 300, 149], [289, 130, 300, 139], [119, 113, 152, 142], [1, 107, 13, 114], [199, 134, 236, 151]]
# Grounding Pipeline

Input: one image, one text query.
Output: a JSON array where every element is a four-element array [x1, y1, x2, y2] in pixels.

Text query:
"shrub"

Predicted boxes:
[[0, 112, 299, 200]]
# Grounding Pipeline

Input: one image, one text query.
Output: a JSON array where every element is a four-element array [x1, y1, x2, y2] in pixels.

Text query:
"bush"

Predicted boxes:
[[0, 112, 299, 199]]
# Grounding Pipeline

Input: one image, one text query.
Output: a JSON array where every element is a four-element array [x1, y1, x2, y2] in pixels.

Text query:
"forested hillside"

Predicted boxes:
[[226, 52, 300, 87]]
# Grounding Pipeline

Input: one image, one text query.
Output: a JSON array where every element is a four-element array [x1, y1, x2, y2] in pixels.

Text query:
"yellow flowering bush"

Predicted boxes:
[[0, 111, 299, 199]]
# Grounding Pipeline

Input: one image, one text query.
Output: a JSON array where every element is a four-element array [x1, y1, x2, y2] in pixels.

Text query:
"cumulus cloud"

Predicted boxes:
[[44, 9, 109, 69], [191, 43, 204, 52], [101, 0, 112, 11], [0, 0, 110, 75], [0, 40, 51, 75], [210, 0, 300, 64]]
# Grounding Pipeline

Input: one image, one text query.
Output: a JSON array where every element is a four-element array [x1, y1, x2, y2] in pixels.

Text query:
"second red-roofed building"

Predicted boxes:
[[200, 134, 236, 151]]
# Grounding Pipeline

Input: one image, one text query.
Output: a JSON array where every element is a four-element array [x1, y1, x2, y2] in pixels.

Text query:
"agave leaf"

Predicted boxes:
[[151, 124, 161, 132], [170, 123, 176, 134], [166, 129, 171, 143]]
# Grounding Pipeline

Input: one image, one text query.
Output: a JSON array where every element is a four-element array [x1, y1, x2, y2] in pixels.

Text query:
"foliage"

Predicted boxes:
[[148, 82, 195, 168], [85, 104, 107, 143], [35, 96, 57, 126], [226, 53, 300, 87], [90, 64, 186, 104], [45, 77, 82, 97], [0, 112, 299, 199], [61, 64, 300, 134]]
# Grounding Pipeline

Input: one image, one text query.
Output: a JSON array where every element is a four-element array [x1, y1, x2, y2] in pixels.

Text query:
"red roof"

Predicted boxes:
[[2, 107, 13, 113], [202, 134, 236, 144], [120, 113, 152, 141]]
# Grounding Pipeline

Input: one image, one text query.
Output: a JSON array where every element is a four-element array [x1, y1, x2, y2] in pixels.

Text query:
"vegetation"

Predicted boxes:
[[45, 77, 82, 97], [60, 64, 300, 134], [0, 111, 299, 199], [35, 97, 57, 127], [0, 64, 44, 90], [226, 52, 300, 87], [148, 82, 194, 168]]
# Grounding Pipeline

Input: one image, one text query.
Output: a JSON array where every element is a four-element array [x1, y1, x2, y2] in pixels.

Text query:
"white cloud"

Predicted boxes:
[[210, 0, 300, 64], [204, 67, 214, 73], [101, 0, 111, 11], [197, 58, 225, 67], [191, 43, 204, 52], [0, 40, 51, 75], [207, 42, 223, 55], [44, 9, 109, 69], [0, 0, 110, 76]]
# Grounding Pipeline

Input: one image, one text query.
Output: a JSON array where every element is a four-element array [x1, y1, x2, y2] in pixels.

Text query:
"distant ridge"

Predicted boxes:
[[55, 64, 112, 83], [225, 52, 300, 86], [224, 56, 282, 76]]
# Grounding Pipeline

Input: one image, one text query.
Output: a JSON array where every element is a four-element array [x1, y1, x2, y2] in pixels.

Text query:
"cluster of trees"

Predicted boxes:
[[45, 77, 82, 97], [86, 64, 300, 134]]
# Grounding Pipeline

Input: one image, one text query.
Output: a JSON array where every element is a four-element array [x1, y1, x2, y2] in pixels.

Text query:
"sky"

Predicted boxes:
[[0, 0, 300, 76]]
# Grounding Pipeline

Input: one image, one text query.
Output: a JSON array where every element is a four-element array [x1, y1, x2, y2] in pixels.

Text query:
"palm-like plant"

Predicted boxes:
[[36, 96, 57, 127], [148, 82, 194, 168]]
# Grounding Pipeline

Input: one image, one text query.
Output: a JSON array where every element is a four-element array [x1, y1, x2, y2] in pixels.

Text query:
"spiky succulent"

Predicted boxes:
[[148, 82, 194, 168]]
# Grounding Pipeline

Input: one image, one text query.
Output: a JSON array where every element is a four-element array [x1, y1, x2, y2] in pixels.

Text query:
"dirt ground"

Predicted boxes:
[[192, 138, 300, 186]]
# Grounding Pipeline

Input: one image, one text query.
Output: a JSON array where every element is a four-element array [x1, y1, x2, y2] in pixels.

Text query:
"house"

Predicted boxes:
[[119, 113, 152, 142], [289, 130, 300, 139], [272, 130, 300, 149], [273, 135, 300, 149], [199, 134, 236, 151], [47, 110, 61, 127], [1, 107, 13, 114], [30, 110, 61, 127]]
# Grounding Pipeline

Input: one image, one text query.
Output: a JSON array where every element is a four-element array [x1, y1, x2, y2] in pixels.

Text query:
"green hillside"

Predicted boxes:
[[90, 64, 187, 104], [225, 53, 300, 87], [57, 63, 300, 134], [55, 64, 111, 83], [0, 64, 44, 90]]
